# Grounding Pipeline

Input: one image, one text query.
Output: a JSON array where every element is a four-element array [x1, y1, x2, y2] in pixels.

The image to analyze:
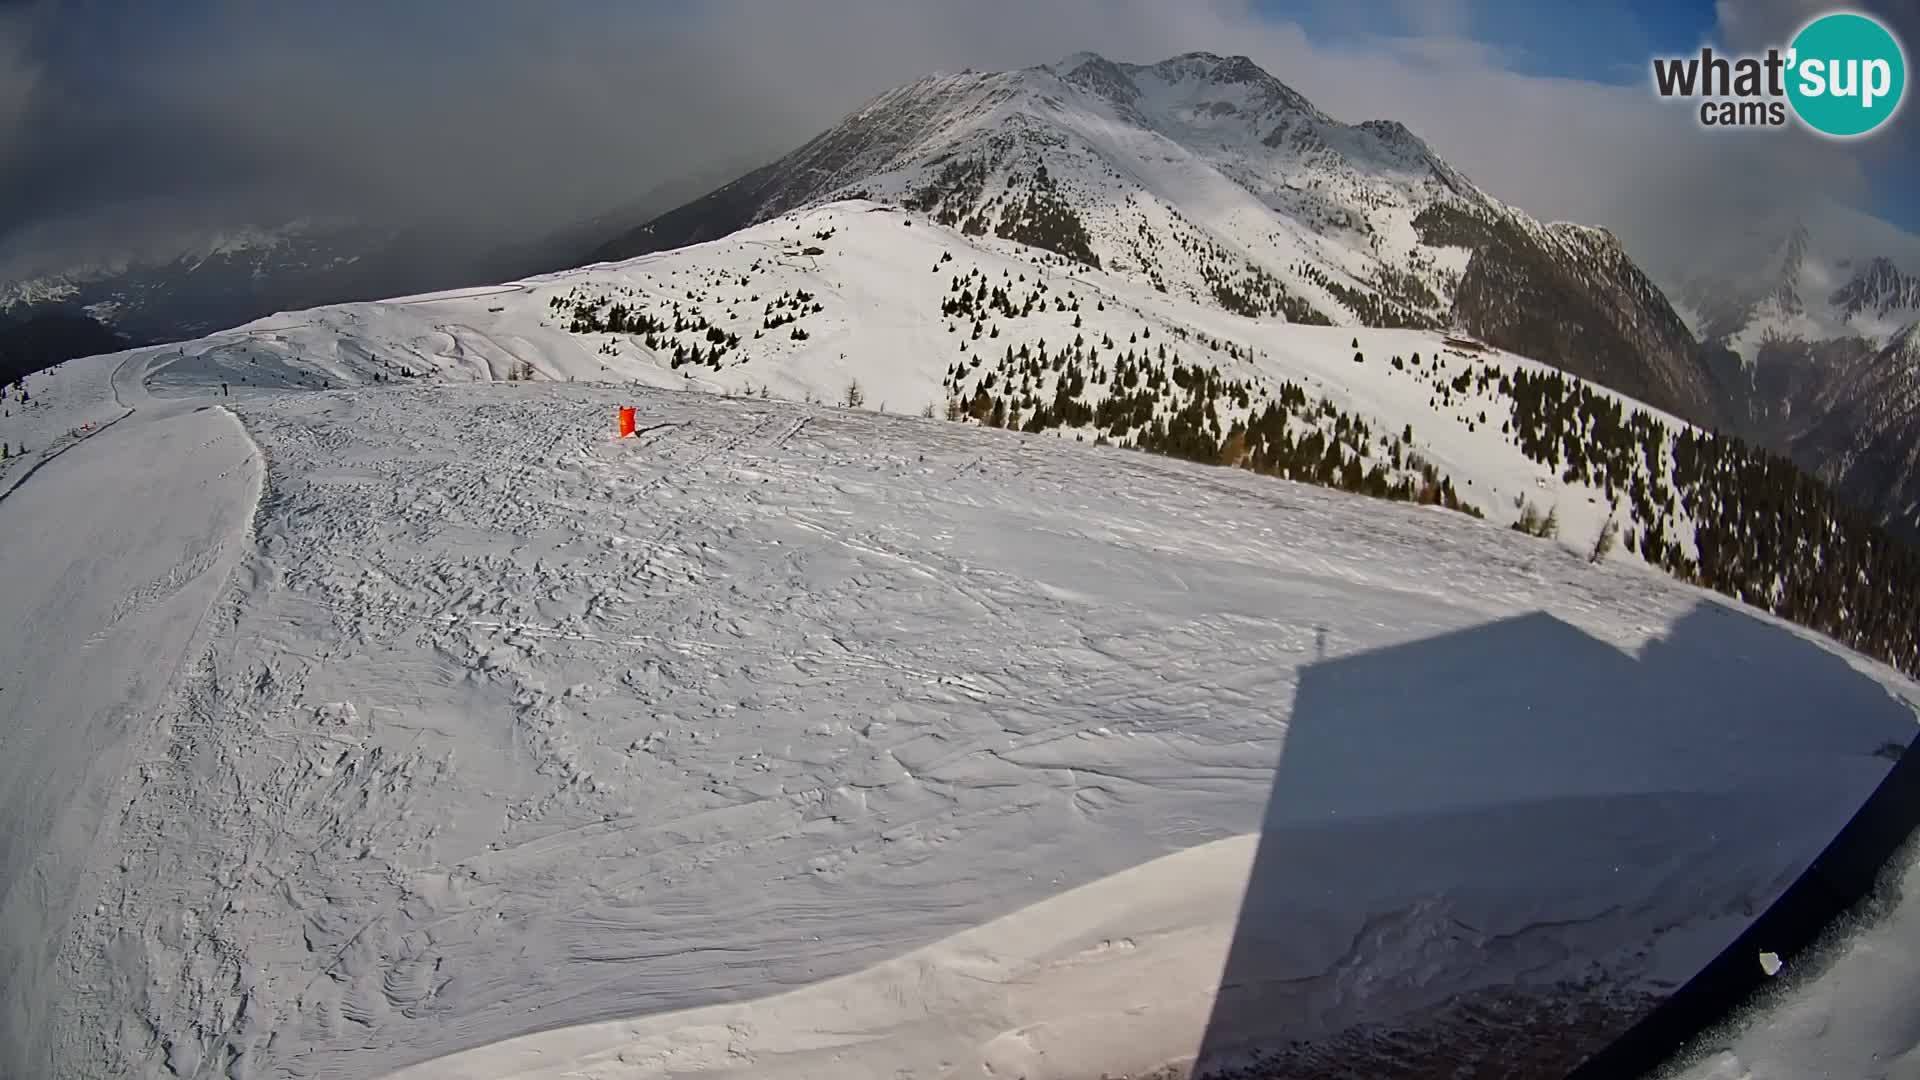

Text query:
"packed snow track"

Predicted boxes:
[[2, 364, 1915, 1080], [0, 354, 264, 1078]]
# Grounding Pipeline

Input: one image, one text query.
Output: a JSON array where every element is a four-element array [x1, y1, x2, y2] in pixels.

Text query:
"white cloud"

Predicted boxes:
[[1715, 0, 1834, 50], [1392, 0, 1476, 41]]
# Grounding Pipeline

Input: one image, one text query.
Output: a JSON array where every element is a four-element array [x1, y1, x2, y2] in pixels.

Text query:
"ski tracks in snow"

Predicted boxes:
[[38, 381, 1910, 1080], [47, 384, 1336, 1078], [1, 398, 264, 1080]]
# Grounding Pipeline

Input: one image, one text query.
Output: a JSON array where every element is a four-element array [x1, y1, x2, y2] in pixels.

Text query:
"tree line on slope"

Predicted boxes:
[[1289, 260, 1440, 330], [939, 331, 1480, 518], [1500, 366, 1920, 675], [550, 276, 825, 370], [931, 317, 1918, 677], [1321, 340, 1920, 678], [1410, 201, 1704, 420], [906, 155, 1104, 271], [543, 212, 1920, 678]]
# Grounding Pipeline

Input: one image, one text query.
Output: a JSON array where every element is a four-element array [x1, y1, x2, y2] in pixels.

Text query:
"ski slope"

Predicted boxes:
[[133, 200, 1699, 564], [3, 339, 1916, 1078], [0, 359, 264, 1079], [0, 350, 141, 500]]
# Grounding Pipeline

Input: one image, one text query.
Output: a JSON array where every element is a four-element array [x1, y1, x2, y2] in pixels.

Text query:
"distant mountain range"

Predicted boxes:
[[0, 157, 764, 378], [1667, 204, 1920, 536]]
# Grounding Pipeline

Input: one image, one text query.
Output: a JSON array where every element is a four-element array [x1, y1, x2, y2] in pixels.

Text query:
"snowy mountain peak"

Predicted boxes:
[[1131, 51, 1328, 123], [1782, 220, 1811, 267], [1148, 50, 1270, 88], [1679, 212, 1920, 367], [1356, 118, 1423, 151], [1053, 52, 1143, 106], [1769, 221, 1811, 314], [591, 50, 1714, 419], [1049, 50, 1111, 74], [1039, 50, 1328, 131], [1833, 256, 1920, 322]]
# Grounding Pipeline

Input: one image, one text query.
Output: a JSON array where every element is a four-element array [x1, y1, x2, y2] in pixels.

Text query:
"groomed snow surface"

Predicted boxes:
[[2, 345, 1916, 1080]]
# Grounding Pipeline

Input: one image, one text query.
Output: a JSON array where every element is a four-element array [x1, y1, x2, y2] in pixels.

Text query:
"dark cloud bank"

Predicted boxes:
[[0, 0, 1912, 282]]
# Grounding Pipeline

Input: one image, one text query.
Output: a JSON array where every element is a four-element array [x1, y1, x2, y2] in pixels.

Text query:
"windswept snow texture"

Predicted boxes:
[[5, 354, 1914, 1079], [0, 361, 263, 1078]]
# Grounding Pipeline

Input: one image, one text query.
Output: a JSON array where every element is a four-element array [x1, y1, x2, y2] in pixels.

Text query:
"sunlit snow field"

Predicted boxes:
[[0, 345, 1912, 1079], [2, 201, 1917, 1077]]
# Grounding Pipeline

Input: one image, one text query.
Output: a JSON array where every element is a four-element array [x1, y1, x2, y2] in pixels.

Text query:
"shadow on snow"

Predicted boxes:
[[1189, 600, 1917, 1079]]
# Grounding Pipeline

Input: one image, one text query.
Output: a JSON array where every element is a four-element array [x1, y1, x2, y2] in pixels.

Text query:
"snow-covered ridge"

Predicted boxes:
[[8, 345, 1916, 1079], [606, 49, 1477, 320], [0, 275, 82, 310], [119, 197, 1920, 682], [140, 201, 1682, 558], [803, 50, 1482, 329]]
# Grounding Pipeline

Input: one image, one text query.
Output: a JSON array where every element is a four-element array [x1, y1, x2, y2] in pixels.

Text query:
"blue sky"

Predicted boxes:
[[1274, 0, 1722, 82]]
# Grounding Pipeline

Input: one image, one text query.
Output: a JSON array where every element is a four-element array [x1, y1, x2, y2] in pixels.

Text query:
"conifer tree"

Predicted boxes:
[[1590, 513, 1620, 563]]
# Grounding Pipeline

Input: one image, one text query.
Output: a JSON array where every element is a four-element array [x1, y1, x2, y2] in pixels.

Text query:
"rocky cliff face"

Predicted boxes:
[[1792, 322, 1920, 538]]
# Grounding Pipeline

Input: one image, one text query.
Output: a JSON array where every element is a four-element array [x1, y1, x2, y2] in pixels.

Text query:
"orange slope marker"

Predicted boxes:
[[617, 406, 636, 438]]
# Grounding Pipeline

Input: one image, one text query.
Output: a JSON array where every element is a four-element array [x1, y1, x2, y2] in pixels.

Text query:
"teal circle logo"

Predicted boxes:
[[1786, 12, 1906, 137]]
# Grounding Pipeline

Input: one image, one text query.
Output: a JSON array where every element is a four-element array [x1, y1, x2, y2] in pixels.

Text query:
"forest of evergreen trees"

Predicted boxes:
[[990, 164, 1103, 271], [542, 212, 1920, 679], [940, 321, 1480, 519], [1368, 264, 1446, 322], [1288, 260, 1440, 330], [551, 282, 826, 371], [1499, 366, 1920, 677], [1202, 252, 1332, 325], [937, 300, 1919, 677], [939, 262, 1091, 324], [905, 155, 994, 227], [906, 153, 1103, 271]]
